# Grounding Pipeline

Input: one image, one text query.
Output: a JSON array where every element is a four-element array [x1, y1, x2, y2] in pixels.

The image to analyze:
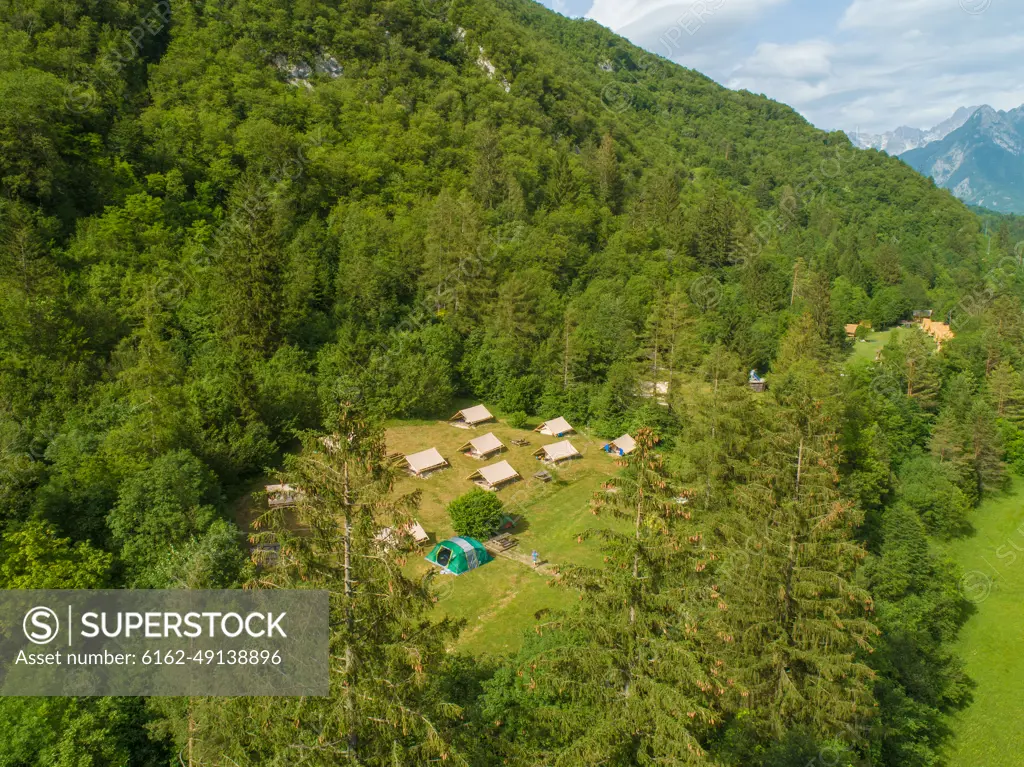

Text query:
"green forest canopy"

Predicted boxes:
[[2, 0, 1023, 764]]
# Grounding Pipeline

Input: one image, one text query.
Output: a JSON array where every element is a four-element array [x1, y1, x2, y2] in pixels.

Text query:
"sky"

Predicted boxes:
[[538, 0, 1024, 134]]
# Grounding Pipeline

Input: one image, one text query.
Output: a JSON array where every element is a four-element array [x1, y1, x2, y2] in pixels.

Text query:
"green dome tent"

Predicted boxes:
[[425, 537, 493, 575]]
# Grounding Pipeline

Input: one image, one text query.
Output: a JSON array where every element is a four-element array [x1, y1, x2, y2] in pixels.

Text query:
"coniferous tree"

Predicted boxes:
[[987, 360, 1024, 422], [497, 429, 728, 765], [675, 346, 758, 512], [725, 330, 878, 741], [879, 329, 942, 409], [159, 404, 466, 765]]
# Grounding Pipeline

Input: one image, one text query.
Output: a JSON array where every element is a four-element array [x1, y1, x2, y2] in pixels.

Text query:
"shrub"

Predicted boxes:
[[447, 489, 504, 540], [506, 411, 529, 429]]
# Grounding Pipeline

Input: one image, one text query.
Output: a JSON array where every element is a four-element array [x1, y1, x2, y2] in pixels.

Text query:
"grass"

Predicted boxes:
[[233, 414, 624, 654], [942, 477, 1024, 765], [387, 416, 623, 653], [847, 328, 895, 364]]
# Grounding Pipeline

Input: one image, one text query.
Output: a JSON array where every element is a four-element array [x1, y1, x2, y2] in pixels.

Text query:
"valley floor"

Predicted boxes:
[[943, 477, 1024, 765]]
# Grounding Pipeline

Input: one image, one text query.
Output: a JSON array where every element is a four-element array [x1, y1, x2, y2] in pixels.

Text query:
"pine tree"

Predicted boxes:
[[987, 360, 1024, 422], [879, 329, 942, 409], [725, 362, 877, 740], [675, 346, 758, 512], [164, 405, 466, 765], [505, 429, 728, 765], [594, 133, 621, 209], [214, 172, 288, 354]]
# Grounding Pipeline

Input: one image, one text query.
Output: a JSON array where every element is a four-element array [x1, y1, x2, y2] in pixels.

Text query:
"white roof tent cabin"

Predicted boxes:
[[375, 520, 431, 549], [449, 405, 494, 427], [468, 460, 521, 490], [405, 448, 449, 476], [266, 484, 302, 508], [535, 416, 574, 437], [603, 434, 637, 456], [533, 440, 581, 464], [460, 432, 506, 459]]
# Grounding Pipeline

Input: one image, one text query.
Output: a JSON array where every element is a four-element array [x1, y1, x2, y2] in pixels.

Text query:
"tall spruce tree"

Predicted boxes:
[[724, 328, 878, 741], [156, 405, 466, 766], [675, 346, 758, 513], [499, 429, 729, 765]]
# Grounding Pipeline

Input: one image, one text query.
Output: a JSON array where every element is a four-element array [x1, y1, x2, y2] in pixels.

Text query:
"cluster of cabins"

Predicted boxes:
[[848, 311, 955, 351], [263, 406, 641, 574], [918, 316, 955, 348], [401, 407, 637, 492]]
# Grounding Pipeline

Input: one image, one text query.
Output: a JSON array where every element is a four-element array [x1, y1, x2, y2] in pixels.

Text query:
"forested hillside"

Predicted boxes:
[[2, 0, 1022, 764]]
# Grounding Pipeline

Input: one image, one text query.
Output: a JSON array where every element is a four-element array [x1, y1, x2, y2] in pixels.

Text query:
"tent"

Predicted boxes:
[[533, 440, 581, 464], [449, 405, 494, 427], [468, 460, 521, 490], [265, 484, 302, 508], [375, 520, 431, 549], [535, 417, 574, 437], [461, 432, 506, 459], [405, 448, 449, 476], [425, 537, 493, 575], [603, 434, 636, 456]]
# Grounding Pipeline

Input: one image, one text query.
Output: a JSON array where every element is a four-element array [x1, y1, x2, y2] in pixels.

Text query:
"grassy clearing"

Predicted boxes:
[[943, 478, 1024, 765], [388, 417, 622, 652], [234, 414, 623, 654], [848, 328, 895, 364]]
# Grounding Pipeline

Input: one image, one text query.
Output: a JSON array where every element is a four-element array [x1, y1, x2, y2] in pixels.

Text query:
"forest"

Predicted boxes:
[[1, 0, 1022, 764]]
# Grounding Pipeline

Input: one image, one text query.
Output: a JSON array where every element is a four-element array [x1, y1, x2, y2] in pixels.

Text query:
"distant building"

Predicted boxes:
[[749, 370, 768, 393], [265, 484, 302, 508], [921, 317, 955, 349], [460, 432, 506, 459], [845, 323, 860, 339]]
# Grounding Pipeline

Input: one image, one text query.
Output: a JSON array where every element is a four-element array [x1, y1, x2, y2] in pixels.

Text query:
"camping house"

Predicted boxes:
[[533, 440, 581, 465], [449, 405, 494, 428], [535, 417, 575, 437], [405, 448, 449, 477], [461, 432, 506, 459], [425, 537, 493, 575], [845, 323, 860, 339], [921, 317, 955, 349], [266, 484, 302, 508], [468, 460, 521, 491], [749, 370, 767, 393], [375, 520, 431, 549], [604, 434, 637, 457]]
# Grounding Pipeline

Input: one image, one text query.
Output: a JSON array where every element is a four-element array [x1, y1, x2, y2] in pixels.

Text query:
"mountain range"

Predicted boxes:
[[847, 107, 979, 156], [902, 105, 1024, 214], [849, 105, 1024, 214]]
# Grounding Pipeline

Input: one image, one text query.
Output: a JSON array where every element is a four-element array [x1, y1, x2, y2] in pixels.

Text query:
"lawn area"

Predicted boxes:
[[387, 415, 623, 653], [943, 478, 1024, 765], [848, 328, 895, 364], [233, 413, 624, 654]]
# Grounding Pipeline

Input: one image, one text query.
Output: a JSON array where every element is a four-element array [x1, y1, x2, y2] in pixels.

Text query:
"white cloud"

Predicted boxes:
[[586, 0, 788, 58], [568, 0, 1024, 134], [737, 41, 835, 80]]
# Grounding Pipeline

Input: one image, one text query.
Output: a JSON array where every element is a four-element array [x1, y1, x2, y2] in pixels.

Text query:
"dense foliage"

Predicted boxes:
[[447, 487, 505, 539], [2, 0, 1023, 763]]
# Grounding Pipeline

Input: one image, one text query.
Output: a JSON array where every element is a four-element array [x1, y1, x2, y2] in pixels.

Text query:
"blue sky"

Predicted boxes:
[[538, 0, 1024, 134]]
